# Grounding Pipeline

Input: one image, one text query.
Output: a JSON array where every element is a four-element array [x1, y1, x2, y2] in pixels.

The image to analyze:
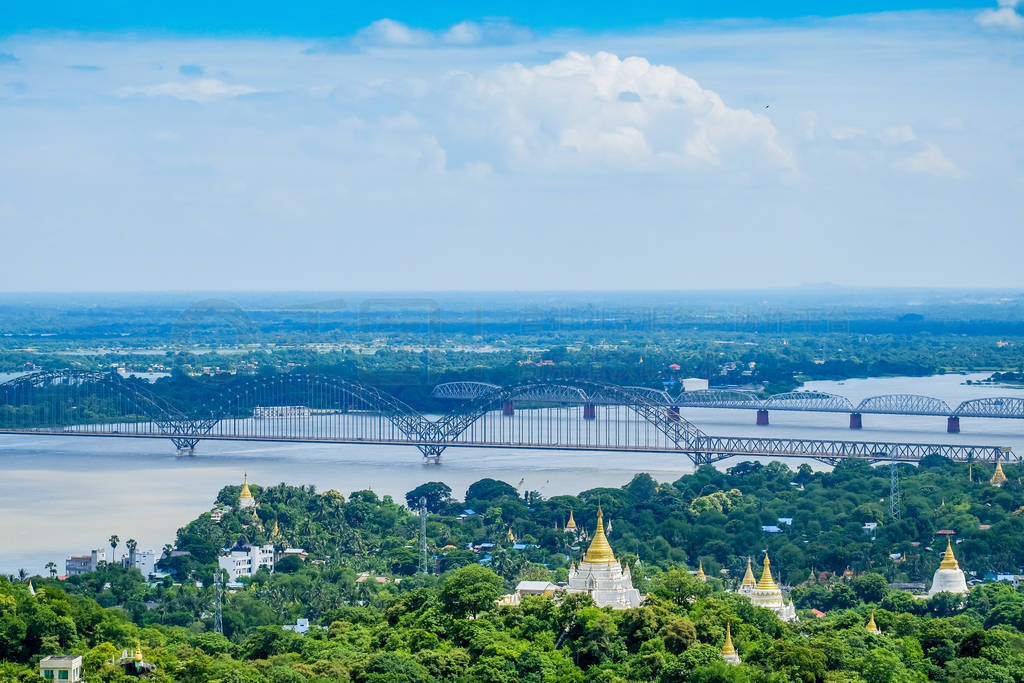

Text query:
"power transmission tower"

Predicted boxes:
[[213, 570, 224, 635], [890, 458, 901, 520], [419, 497, 429, 575]]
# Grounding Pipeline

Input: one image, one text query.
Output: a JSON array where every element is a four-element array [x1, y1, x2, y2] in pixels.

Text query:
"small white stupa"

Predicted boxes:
[[565, 506, 643, 609], [238, 473, 256, 509], [927, 538, 968, 598]]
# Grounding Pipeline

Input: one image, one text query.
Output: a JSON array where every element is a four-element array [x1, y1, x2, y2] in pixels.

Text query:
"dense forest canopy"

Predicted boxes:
[[3, 456, 1023, 681]]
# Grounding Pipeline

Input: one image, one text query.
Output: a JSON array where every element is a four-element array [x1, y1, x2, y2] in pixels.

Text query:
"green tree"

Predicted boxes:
[[439, 564, 503, 618]]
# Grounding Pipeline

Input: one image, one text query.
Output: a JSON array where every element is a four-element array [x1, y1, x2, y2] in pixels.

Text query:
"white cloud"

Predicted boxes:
[[881, 125, 916, 145], [443, 21, 483, 45], [893, 143, 963, 178], [455, 51, 795, 173], [356, 19, 431, 46], [829, 125, 867, 141], [117, 78, 260, 102], [976, 0, 1024, 30]]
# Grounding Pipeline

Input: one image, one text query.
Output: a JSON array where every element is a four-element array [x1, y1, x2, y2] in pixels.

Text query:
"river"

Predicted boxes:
[[2, 372, 1023, 576]]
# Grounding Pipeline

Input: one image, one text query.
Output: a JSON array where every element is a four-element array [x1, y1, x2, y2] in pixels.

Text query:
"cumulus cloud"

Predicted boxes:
[[453, 51, 795, 174], [117, 78, 261, 102], [443, 21, 483, 45], [881, 125, 916, 145], [355, 19, 431, 47], [976, 0, 1024, 30], [893, 143, 962, 178]]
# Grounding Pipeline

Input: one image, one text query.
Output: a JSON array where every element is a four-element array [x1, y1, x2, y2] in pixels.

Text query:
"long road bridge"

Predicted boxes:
[[436, 384, 1024, 433], [0, 370, 1015, 467]]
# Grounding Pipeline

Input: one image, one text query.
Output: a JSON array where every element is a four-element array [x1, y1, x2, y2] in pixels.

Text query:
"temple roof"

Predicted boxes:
[[582, 507, 616, 564], [991, 459, 1008, 486], [565, 509, 577, 530], [939, 538, 960, 570], [741, 557, 756, 587], [757, 553, 779, 591]]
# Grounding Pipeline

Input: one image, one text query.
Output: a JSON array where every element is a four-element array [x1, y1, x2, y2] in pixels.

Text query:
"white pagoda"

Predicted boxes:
[[565, 507, 643, 609], [927, 539, 968, 598]]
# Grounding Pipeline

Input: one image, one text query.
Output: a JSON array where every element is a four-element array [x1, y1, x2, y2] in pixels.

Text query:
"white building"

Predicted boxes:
[[565, 507, 643, 609], [40, 655, 82, 682], [123, 550, 156, 578], [218, 543, 275, 582], [65, 549, 106, 576], [927, 539, 968, 598], [682, 378, 709, 392]]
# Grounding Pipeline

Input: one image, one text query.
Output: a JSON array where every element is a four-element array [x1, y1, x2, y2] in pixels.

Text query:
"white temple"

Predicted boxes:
[[745, 553, 798, 622], [565, 507, 643, 609], [927, 539, 968, 598]]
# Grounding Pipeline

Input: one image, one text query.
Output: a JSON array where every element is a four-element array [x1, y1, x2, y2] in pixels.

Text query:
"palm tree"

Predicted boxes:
[[126, 538, 138, 567], [45, 562, 57, 578], [109, 535, 120, 566]]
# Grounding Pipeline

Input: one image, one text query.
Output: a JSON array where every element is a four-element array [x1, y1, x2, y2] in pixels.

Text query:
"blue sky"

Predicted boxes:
[[0, 2, 997, 35], [1, 4, 1022, 291]]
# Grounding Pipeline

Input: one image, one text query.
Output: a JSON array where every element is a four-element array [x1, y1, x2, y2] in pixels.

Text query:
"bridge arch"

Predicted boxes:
[[855, 394, 951, 415], [676, 389, 763, 409], [195, 372, 439, 453], [764, 391, 854, 413], [954, 396, 1024, 419]]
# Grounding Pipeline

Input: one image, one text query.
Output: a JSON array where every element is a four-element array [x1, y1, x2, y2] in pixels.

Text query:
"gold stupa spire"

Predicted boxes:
[[991, 459, 1008, 487], [696, 561, 707, 581], [722, 622, 737, 656], [565, 509, 577, 530], [757, 553, 779, 591], [134, 642, 143, 662], [583, 507, 616, 564], [507, 527, 516, 543], [939, 538, 959, 570], [741, 557, 756, 587], [240, 473, 254, 501], [866, 611, 881, 634]]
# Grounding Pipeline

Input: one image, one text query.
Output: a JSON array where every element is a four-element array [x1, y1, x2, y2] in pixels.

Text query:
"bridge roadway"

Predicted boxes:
[[0, 370, 1016, 466], [434, 382, 1024, 433]]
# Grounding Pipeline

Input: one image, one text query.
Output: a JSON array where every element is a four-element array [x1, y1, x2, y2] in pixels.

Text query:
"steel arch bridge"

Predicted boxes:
[[0, 370, 1016, 466]]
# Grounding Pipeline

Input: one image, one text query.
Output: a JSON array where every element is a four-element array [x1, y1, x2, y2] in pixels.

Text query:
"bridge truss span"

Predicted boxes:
[[954, 397, 1024, 419], [763, 391, 855, 413], [855, 394, 952, 416]]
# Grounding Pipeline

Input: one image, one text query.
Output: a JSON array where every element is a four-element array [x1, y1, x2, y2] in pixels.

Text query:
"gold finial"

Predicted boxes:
[[240, 473, 254, 500], [741, 557, 756, 587], [939, 538, 959, 570], [866, 611, 881, 634], [134, 642, 143, 662], [757, 553, 779, 591], [696, 561, 707, 581], [722, 622, 737, 656], [565, 509, 577, 530], [991, 459, 1008, 487], [582, 506, 616, 564], [507, 527, 516, 543]]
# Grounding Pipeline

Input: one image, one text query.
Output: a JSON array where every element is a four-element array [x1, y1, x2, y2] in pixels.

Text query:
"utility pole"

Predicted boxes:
[[419, 497, 429, 575], [214, 570, 223, 635], [890, 457, 901, 520]]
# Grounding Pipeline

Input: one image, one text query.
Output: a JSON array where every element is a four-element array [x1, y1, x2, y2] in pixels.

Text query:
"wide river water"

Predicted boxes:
[[3, 373, 1024, 575]]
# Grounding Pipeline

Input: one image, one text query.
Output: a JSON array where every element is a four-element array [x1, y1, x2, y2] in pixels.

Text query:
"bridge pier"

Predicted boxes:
[[667, 406, 680, 422], [849, 413, 863, 430], [756, 409, 769, 426], [502, 401, 514, 417], [947, 416, 960, 433], [176, 446, 195, 457], [583, 404, 597, 420]]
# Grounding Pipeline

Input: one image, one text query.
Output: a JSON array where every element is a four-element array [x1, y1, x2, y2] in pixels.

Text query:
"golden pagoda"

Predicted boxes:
[[269, 518, 285, 545], [583, 507, 616, 564], [507, 527, 516, 543], [757, 553, 779, 591], [565, 509, 577, 531], [940, 538, 959, 570], [739, 557, 756, 595], [27, 580, 35, 597], [696, 561, 707, 581], [721, 621, 741, 664], [134, 642, 143, 663], [991, 459, 1008, 487], [866, 611, 881, 635], [565, 507, 642, 608], [239, 473, 256, 508]]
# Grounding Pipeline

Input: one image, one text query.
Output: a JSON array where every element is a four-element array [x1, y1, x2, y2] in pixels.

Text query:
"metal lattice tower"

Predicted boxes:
[[419, 497, 429, 575], [890, 458, 902, 520], [213, 570, 223, 635]]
